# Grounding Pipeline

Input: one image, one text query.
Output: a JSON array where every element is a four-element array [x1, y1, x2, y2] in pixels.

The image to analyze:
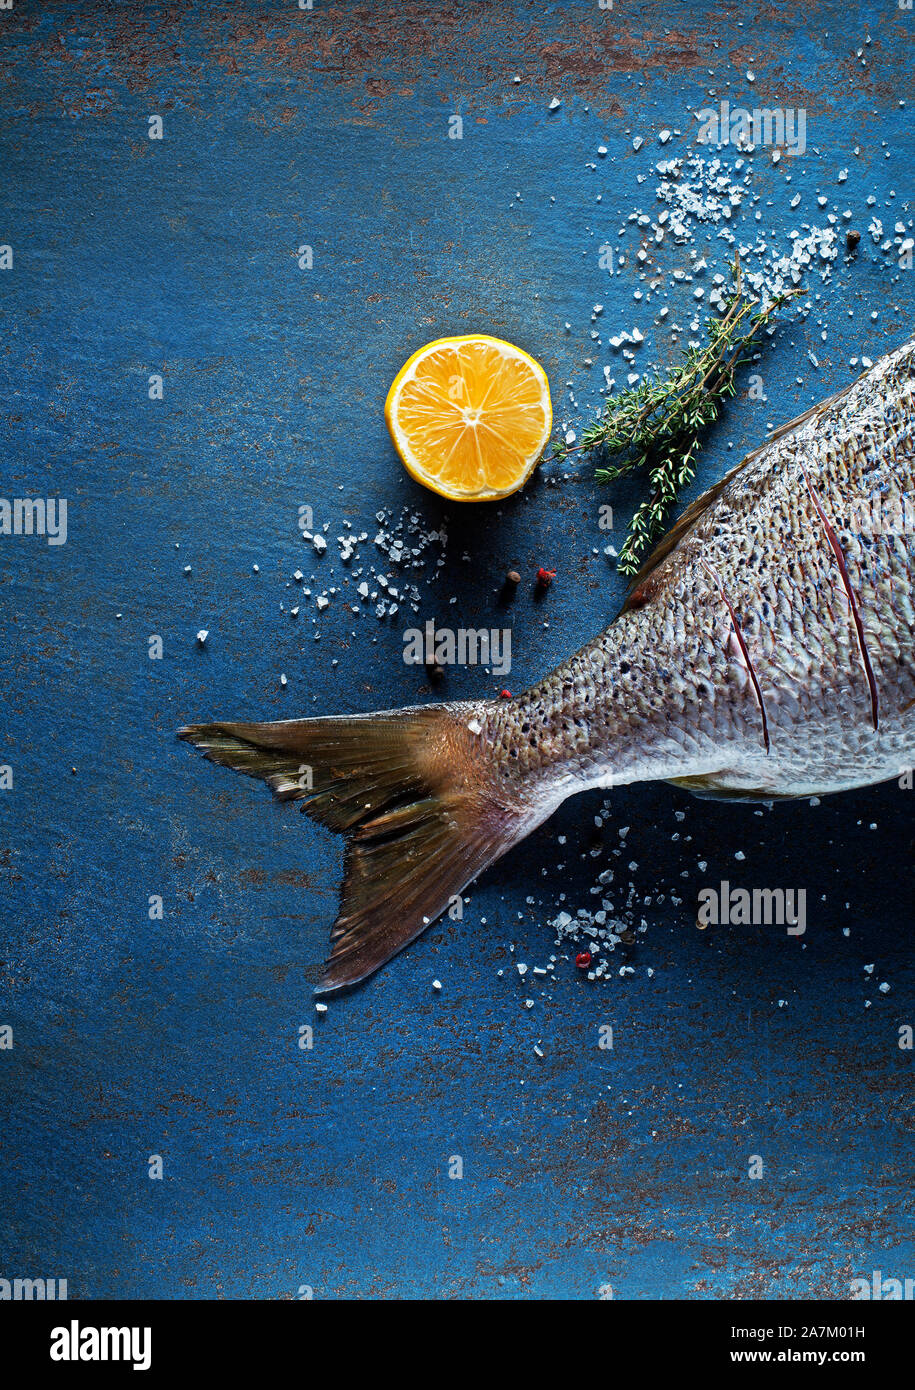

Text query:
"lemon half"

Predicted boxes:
[[384, 334, 552, 502]]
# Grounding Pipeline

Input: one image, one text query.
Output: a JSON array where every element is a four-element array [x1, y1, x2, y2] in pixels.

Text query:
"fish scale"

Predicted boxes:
[[493, 337, 915, 806], [182, 339, 915, 992]]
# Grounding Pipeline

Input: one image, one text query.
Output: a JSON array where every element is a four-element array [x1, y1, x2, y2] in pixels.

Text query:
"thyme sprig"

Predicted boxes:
[[555, 258, 800, 578]]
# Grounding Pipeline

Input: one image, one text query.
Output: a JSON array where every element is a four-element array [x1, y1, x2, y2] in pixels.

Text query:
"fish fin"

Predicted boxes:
[[667, 774, 802, 802], [179, 706, 528, 993], [622, 467, 745, 602], [622, 390, 850, 604]]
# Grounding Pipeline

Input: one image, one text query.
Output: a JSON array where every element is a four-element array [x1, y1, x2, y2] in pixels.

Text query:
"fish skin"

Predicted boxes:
[[483, 336, 915, 811], [181, 339, 915, 991]]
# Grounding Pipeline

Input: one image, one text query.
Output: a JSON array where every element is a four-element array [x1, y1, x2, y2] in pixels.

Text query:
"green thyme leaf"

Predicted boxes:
[[556, 257, 800, 578]]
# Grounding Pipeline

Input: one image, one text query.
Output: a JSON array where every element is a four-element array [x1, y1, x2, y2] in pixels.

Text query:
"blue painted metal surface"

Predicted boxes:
[[1, 1, 913, 1299]]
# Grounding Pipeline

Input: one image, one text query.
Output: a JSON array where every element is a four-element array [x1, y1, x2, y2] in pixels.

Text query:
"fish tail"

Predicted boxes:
[[178, 703, 530, 993]]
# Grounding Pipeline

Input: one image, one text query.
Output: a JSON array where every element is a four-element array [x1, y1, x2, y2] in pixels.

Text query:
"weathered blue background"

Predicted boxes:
[[1, 1, 913, 1299]]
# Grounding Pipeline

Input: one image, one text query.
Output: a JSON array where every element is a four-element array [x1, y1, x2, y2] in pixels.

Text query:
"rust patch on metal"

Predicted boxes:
[[238, 866, 324, 891], [5, 1, 785, 113]]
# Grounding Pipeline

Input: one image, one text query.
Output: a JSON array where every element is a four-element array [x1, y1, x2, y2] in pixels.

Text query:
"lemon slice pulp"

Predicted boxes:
[[385, 334, 552, 502]]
